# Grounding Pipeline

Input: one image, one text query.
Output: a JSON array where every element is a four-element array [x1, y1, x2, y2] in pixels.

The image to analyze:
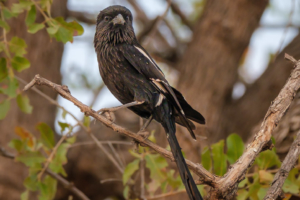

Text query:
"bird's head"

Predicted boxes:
[[94, 5, 136, 47]]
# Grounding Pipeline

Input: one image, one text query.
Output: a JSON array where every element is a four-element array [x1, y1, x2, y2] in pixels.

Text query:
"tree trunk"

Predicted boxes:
[[176, 0, 268, 160], [0, 1, 67, 199]]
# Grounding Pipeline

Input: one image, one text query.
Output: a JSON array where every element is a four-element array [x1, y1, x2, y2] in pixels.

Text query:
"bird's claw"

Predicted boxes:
[[97, 108, 115, 122]]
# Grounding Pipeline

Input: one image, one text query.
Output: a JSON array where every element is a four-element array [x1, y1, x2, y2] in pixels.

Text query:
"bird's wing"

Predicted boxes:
[[120, 44, 196, 139]]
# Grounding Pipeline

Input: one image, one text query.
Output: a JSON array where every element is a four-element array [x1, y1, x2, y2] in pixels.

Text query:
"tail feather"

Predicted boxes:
[[163, 121, 203, 200], [155, 101, 203, 200]]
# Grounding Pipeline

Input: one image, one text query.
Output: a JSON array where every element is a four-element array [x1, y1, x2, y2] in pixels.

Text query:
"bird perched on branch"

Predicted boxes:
[[94, 5, 205, 200]]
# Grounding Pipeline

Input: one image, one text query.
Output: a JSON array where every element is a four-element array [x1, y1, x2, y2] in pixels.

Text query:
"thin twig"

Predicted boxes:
[[0, 147, 90, 200], [274, 0, 295, 60], [140, 149, 145, 200], [69, 141, 132, 148], [100, 178, 122, 184], [146, 190, 186, 200], [108, 142, 125, 169], [142, 0, 172, 46], [38, 130, 71, 181], [17, 76, 124, 174], [264, 131, 300, 200]]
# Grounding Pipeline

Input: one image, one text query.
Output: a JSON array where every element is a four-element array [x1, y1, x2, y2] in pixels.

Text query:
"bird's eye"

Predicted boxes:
[[104, 16, 111, 21], [126, 16, 130, 21]]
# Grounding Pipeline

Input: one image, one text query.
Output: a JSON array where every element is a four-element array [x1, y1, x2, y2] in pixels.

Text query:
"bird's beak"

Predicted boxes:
[[112, 14, 125, 25]]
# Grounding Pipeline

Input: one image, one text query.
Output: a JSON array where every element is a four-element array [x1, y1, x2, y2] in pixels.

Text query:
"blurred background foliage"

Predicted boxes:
[[1, 0, 300, 199]]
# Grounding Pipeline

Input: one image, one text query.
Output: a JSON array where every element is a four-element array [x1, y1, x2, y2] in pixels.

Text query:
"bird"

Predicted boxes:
[[94, 5, 205, 200]]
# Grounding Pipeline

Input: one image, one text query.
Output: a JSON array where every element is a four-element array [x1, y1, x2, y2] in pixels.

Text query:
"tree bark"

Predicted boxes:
[[0, 0, 67, 199]]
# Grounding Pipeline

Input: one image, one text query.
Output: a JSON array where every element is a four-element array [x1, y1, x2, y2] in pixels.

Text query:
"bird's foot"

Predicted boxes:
[[97, 108, 115, 122]]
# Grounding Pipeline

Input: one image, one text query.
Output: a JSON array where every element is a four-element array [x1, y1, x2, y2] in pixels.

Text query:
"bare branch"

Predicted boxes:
[[264, 131, 300, 200], [0, 147, 90, 200], [142, 0, 172, 46], [170, 2, 193, 30], [67, 10, 96, 25], [23, 74, 217, 186]]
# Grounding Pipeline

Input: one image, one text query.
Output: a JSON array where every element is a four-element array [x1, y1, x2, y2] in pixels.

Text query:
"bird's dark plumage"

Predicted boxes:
[[94, 5, 205, 200]]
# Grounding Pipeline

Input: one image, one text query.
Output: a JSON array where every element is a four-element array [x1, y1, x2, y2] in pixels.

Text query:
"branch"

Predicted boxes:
[[23, 74, 217, 187], [170, 2, 193, 30], [67, 10, 96, 25], [18, 76, 124, 174], [0, 147, 90, 200], [212, 54, 300, 199], [138, 0, 172, 45], [264, 131, 300, 200]]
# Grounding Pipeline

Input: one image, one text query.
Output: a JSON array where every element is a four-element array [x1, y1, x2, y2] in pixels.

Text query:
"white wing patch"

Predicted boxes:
[[134, 46, 165, 77], [151, 78, 167, 93], [155, 93, 164, 107]]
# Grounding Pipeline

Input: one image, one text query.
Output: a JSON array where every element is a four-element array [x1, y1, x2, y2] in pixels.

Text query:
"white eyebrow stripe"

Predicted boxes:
[[134, 45, 165, 77]]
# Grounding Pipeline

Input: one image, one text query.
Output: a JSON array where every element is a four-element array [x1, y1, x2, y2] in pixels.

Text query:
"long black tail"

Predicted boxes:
[[155, 101, 203, 200]]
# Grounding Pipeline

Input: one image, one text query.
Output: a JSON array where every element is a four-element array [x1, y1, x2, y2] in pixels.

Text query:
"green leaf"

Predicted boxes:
[[123, 185, 129, 199], [11, 56, 30, 72], [236, 189, 248, 200], [16, 151, 45, 167], [9, 139, 24, 152], [123, 159, 140, 185], [65, 20, 84, 36], [62, 110, 67, 119], [9, 37, 27, 56], [3, 7, 17, 19], [0, 58, 8, 82], [17, 94, 33, 114], [47, 17, 84, 43], [54, 26, 73, 43], [201, 146, 212, 171], [0, 77, 19, 98], [0, 100, 10, 120], [39, 175, 57, 200], [226, 133, 244, 164], [83, 116, 90, 128], [58, 121, 70, 132], [283, 168, 300, 194], [66, 136, 76, 144], [128, 149, 142, 158], [145, 154, 168, 182], [211, 140, 227, 176], [11, 2, 34, 14], [238, 177, 248, 188], [0, 19, 10, 31], [257, 187, 268, 200], [24, 174, 39, 191], [255, 149, 281, 170], [28, 23, 45, 34], [165, 169, 183, 189], [49, 143, 70, 176], [36, 123, 55, 149], [21, 190, 29, 200], [46, 26, 59, 35], [25, 5, 36, 25]]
